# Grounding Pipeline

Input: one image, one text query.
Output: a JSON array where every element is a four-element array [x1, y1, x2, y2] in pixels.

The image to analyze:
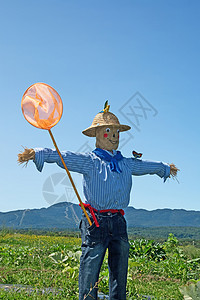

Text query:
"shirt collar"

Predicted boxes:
[[104, 149, 117, 157]]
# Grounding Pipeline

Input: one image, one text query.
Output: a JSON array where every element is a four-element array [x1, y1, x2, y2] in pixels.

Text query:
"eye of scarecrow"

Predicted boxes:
[[106, 128, 110, 133]]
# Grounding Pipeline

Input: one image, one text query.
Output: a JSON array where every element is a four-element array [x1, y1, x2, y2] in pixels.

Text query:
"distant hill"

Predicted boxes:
[[0, 202, 200, 229]]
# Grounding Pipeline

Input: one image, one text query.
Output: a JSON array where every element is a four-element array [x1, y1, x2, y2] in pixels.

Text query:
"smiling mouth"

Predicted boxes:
[[108, 139, 118, 144]]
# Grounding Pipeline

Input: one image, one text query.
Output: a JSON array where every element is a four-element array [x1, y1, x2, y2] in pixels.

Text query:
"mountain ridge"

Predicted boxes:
[[0, 202, 199, 229]]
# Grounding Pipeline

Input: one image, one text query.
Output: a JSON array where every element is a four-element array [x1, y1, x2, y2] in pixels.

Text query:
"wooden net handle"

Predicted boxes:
[[48, 129, 92, 226]]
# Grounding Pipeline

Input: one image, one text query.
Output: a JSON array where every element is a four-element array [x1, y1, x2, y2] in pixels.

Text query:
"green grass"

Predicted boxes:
[[0, 231, 200, 299]]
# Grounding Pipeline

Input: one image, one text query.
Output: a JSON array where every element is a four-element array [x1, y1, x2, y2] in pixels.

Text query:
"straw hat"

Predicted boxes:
[[82, 101, 131, 137]]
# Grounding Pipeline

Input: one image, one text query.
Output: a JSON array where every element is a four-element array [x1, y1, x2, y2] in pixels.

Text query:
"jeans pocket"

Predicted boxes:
[[81, 215, 103, 246], [87, 221, 97, 233], [117, 214, 128, 242]]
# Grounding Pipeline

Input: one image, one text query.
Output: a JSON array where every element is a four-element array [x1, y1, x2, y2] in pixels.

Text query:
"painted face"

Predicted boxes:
[[96, 126, 120, 151]]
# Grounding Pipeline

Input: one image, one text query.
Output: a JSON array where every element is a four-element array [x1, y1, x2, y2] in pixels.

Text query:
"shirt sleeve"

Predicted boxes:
[[126, 158, 171, 182], [33, 148, 92, 174]]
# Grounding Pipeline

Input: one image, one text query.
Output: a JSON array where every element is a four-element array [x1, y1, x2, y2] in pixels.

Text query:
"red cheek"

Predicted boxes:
[[104, 133, 108, 138], [118, 134, 119, 139]]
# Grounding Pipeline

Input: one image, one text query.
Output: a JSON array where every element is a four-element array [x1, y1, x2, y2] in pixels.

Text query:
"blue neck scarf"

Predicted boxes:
[[93, 148, 123, 173]]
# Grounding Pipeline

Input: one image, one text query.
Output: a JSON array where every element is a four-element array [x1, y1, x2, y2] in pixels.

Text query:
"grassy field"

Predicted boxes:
[[1, 230, 200, 299]]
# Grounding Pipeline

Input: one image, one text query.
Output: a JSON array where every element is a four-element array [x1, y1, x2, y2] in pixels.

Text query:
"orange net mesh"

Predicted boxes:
[[21, 83, 63, 130]]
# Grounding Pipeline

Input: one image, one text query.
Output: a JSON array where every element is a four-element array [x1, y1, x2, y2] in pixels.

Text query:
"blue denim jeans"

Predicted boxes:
[[79, 210, 130, 300]]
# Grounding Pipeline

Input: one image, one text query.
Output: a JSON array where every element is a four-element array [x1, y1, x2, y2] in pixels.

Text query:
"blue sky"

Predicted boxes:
[[0, 0, 200, 212]]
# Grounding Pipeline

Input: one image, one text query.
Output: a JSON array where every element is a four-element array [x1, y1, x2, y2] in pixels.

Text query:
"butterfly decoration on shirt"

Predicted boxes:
[[132, 150, 143, 159]]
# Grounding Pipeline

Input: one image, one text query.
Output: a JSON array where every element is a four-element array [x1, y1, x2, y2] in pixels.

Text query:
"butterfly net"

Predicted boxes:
[[21, 83, 63, 130]]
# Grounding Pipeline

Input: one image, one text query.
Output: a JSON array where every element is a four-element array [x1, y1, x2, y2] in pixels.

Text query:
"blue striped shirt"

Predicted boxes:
[[33, 148, 170, 210]]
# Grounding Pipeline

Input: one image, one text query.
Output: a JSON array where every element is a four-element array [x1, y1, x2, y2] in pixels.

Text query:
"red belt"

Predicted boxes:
[[79, 203, 125, 227]]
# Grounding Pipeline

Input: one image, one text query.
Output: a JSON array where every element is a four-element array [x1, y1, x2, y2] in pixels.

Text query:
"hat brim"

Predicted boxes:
[[82, 124, 131, 137]]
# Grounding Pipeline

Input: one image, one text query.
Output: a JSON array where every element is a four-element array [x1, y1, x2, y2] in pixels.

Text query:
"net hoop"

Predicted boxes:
[[21, 82, 63, 130]]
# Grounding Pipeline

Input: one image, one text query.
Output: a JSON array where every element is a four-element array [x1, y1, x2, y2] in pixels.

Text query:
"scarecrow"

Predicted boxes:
[[18, 101, 179, 300]]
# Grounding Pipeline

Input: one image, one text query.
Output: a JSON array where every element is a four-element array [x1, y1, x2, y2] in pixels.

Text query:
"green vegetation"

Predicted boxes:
[[180, 280, 200, 299], [128, 226, 200, 242], [2, 226, 200, 241], [0, 230, 200, 299]]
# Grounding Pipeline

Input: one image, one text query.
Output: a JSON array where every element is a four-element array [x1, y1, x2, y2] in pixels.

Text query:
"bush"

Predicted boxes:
[[129, 239, 166, 261]]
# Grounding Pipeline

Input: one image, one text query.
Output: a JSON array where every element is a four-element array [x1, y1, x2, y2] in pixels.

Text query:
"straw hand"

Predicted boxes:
[[18, 147, 35, 167], [169, 163, 180, 183]]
